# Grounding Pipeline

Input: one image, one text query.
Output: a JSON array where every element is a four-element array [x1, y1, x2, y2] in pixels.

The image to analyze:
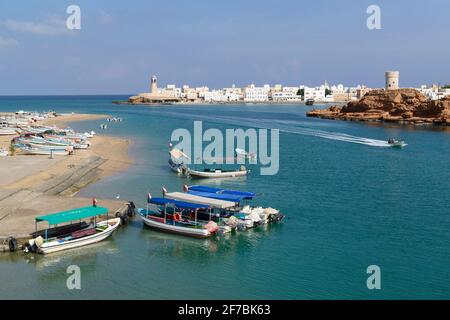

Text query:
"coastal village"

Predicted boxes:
[[124, 72, 450, 105]]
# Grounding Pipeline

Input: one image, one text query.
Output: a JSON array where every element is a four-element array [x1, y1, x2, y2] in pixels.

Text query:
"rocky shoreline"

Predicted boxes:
[[307, 89, 450, 126]]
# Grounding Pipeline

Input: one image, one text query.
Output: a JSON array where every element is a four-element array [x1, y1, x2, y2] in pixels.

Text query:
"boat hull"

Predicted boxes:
[[37, 218, 120, 254], [188, 169, 247, 178], [139, 213, 212, 238]]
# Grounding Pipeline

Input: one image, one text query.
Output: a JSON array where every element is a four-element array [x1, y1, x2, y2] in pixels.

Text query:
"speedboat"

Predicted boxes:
[[235, 148, 256, 160], [387, 138, 407, 148]]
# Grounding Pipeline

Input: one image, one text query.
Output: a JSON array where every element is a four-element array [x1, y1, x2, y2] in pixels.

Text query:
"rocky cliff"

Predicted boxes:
[[307, 89, 450, 125]]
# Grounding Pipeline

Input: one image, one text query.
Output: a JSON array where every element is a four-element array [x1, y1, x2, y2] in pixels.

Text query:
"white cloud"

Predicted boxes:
[[4, 18, 69, 36], [0, 36, 18, 47]]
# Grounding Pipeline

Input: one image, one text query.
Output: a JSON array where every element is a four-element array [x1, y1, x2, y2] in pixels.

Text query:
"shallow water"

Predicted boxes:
[[0, 96, 449, 299]]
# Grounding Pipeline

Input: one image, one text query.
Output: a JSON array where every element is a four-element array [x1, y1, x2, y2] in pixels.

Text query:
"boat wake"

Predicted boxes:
[[154, 110, 393, 148]]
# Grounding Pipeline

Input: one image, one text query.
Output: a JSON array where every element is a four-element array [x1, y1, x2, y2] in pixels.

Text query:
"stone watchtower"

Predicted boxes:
[[385, 71, 399, 90], [150, 75, 158, 94]]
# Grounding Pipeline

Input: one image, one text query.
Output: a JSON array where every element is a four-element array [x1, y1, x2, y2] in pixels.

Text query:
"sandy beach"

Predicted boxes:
[[0, 113, 133, 247]]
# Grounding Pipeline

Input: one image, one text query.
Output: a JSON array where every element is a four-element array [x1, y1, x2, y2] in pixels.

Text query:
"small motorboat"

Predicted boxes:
[[387, 138, 407, 148], [168, 148, 189, 174], [235, 148, 256, 160]]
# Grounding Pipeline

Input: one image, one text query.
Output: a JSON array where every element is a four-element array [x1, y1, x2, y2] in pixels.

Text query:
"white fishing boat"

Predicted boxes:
[[188, 166, 248, 178], [138, 197, 218, 238], [168, 148, 189, 174], [18, 146, 70, 156], [0, 128, 18, 135], [20, 142, 74, 152], [25, 206, 120, 254]]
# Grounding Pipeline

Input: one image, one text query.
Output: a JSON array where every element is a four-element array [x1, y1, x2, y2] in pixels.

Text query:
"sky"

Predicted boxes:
[[0, 0, 449, 95]]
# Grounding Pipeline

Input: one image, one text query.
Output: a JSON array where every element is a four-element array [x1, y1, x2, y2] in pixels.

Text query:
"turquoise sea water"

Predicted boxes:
[[0, 96, 449, 299]]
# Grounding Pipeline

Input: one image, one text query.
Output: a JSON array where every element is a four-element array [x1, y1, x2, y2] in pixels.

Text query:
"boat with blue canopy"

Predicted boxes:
[[25, 206, 120, 254], [182, 186, 285, 227], [138, 196, 219, 238], [187, 190, 245, 203], [187, 185, 255, 199]]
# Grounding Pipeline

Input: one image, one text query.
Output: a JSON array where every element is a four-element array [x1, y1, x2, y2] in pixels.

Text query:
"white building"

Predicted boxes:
[[158, 84, 182, 98], [418, 85, 450, 100], [272, 91, 303, 102], [303, 86, 326, 101], [244, 84, 271, 102]]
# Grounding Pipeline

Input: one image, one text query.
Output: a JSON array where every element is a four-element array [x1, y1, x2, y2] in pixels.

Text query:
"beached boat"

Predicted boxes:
[[0, 148, 8, 157], [188, 165, 248, 178], [138, 197, 219, 238], [16, 144, 71, 156], [0, 128, 18, 135], [25, 206, 120, 254]]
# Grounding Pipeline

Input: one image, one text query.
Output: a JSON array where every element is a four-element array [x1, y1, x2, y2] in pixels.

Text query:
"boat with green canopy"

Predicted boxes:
[[25, 206, 120, 254]]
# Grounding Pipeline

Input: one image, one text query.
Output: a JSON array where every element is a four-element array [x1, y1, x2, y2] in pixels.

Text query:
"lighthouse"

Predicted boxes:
[[150, 75, 158, 94]]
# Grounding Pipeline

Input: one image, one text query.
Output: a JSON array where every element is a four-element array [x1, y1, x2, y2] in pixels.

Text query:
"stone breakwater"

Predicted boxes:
[[307, 89, 450, 126]]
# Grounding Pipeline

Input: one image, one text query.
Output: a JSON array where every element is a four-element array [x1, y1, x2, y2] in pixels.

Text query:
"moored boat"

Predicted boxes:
[[168, 148, 189, 174], [183, 185, 285, 226], [187, 166, 248, 178], [138, 196, 219, 238], [25, 206, 120, 254]]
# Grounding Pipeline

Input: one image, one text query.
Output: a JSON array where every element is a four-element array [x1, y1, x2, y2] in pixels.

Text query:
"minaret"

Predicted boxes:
[[150, 75, 157, 94]]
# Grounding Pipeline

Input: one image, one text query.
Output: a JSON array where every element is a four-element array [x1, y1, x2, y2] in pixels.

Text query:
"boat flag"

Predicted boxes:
[[183, 184, 189, 192], [147, 192, 152, 203], [162, 187, 168, 197], [92, 197, 98, 207]]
